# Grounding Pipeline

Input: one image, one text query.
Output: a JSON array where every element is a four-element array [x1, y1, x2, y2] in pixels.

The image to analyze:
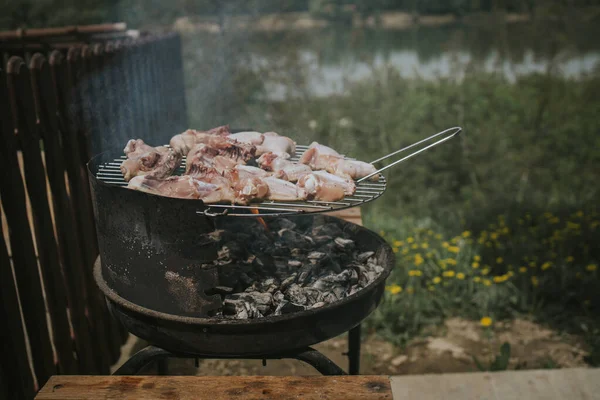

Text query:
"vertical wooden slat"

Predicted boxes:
[[7, 56, 77, 375], [31, 53, 101, 375], [0, 216, 34, 400], [171, 33, 189, 132], [3, 57, 56, 388]]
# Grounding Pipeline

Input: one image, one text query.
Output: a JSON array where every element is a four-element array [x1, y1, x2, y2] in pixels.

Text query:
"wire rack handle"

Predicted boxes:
[[357, 126, 462, 183]]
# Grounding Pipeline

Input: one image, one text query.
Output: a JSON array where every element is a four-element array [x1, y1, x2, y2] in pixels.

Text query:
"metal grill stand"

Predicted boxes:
[[113, 343, 356, 376]]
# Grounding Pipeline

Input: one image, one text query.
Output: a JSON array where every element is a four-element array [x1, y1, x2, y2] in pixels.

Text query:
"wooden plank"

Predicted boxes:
[[390, 369, 600, 400], [3, 56, 56, 387], [326, 207, 363, 226], [36, 375, 393, 400]]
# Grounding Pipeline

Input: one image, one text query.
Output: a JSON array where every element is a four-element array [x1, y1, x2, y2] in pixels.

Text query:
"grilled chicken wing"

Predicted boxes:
[[120, 139, 182, 182], [225, 168, 270, 204], [299, 141, 379, 181], [228, 131, 264, 145], [312, 170, 356, 195], [257, 152, 312, 182], [256, 132, 296, 158], [169, 125, 232, 154], [127, 175, 235, 203], [297, 174, 346, 202], [263, 177, 307, 201]]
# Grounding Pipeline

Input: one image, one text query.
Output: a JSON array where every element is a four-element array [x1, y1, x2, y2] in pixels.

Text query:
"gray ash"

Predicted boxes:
[[201, 216, 385, 319]]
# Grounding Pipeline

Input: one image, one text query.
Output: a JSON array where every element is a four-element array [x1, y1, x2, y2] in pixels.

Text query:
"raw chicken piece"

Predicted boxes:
[[226, 168, 270, 204], [256, 132, 296, 157], [120, 139, 182, 181], [169, 125, 232, 154], [297, 174, 346, 202], [326, 159, 380, 182], [228, 131, 264, 145], [185, 165, 236, 200], [184, 139, 255, 176], [233, 165, 271, 179], [299, 142, 344, 170], [257, 152, 312, 182], [299, 141, 380, 181], [127, 175, 234, 203], [263, 177, 307, 201], [312, 170, 356, 195]]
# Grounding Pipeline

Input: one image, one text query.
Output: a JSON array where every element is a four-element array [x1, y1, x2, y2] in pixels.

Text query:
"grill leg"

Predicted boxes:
[[113, 345, 172, 375], [293, 348, 347, 376], [347, 324, 361, 375]]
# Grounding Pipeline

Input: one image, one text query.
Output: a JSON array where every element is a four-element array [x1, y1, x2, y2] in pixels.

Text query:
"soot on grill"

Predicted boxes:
[[179, 216, 386, 320]]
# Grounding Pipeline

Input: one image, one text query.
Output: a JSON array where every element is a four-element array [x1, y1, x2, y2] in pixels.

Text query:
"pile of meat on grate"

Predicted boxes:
[[120, 125, 380, 204], [165, 216, 385, 320]]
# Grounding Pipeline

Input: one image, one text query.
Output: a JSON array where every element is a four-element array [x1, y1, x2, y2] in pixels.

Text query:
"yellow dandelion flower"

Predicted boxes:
[[442, 241, 449, 248], [401, 248, 409, 255], [433, 276, 442, 284], [393, 247, 399, 253], [407, 237, 414, 243], [456, 272, 466, 280], [531, 276, 539, 287], [519, 267, 527, 273], [443, 270, 456, 278], [483, 279, 492, 286], [462, 231, 471, 238], [473, 277, 482, 283], [480, 317, 493, 327], [386, 284, 402, 294], [414, 254, 424, 266], [490, 232, 498, 240], [493, 275, 507, 283], [567, 222, 581, 230], [408, 269, 422, 277], [448, 246, 460, 254], [502, 227, 510, 234], [496, 257, 504, 264], [393, 240, 403, 247], [507, 271, 514, 278], [421, 243, 429, 249], [566, 256, 574, 263], [411, 244, 419, 249], [379, 230, 386, 237], [541, 262, 552, 271], [474, 255, 481, 262], [482, 268, 490, 275], [472, 262, 480, 269], [586, 264, 597, 272], [451, 237, 459, 244], [439, 260, 447, 269], [435, 234, 442, 240], [446, 258, 457, 266]]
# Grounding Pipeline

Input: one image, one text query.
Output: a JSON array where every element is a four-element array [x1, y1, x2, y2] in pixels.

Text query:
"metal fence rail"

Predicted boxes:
[[0, 25, 188, 399]]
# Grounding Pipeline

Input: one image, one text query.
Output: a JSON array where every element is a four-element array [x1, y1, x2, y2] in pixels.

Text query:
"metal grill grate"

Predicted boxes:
[[95, 144, 387, 217]]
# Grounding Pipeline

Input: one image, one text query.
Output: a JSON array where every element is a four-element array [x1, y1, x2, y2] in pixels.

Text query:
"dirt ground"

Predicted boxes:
[[113, 317, 589, 376]]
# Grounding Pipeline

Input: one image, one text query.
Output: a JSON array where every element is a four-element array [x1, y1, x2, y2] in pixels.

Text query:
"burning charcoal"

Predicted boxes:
[[220, 242, 247, 260], [209, 286, 234, 296], [311, 236, 331, 246], [365, 271, 378, 285], [373, 265, 384, 274], [322, 292, 339, 304], [278, 229, 313, 248], [290, 248, 303, 258], [349, 268, 359, 285], [274, 218, 297, 231], [323, 260, 342, 274], [285, 283, 308, 305], [311, 223, 342, 238], [307, 251, 326, 261], [357, 251, 375, 263], [348, 285, 361, 296], [303, 288, 324, 305], [334, 237, 355, 250], [223, 299, 249, 319], [280, 301, 306, 314], [296, 265, 314, 285], [273, 291, 285, 303], [332, 285, 347, 300], [310, 302, 326, 309], [239, 291, 273, 314], [288, 260, 302, 268], [280, 274, 297, 292]]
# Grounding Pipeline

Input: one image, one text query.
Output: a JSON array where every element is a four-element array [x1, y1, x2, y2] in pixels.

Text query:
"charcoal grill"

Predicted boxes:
[[87, 127, 461, 375]]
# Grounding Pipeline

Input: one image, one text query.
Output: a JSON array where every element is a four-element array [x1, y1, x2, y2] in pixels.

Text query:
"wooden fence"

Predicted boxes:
[[0, 27, 188, 399]]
